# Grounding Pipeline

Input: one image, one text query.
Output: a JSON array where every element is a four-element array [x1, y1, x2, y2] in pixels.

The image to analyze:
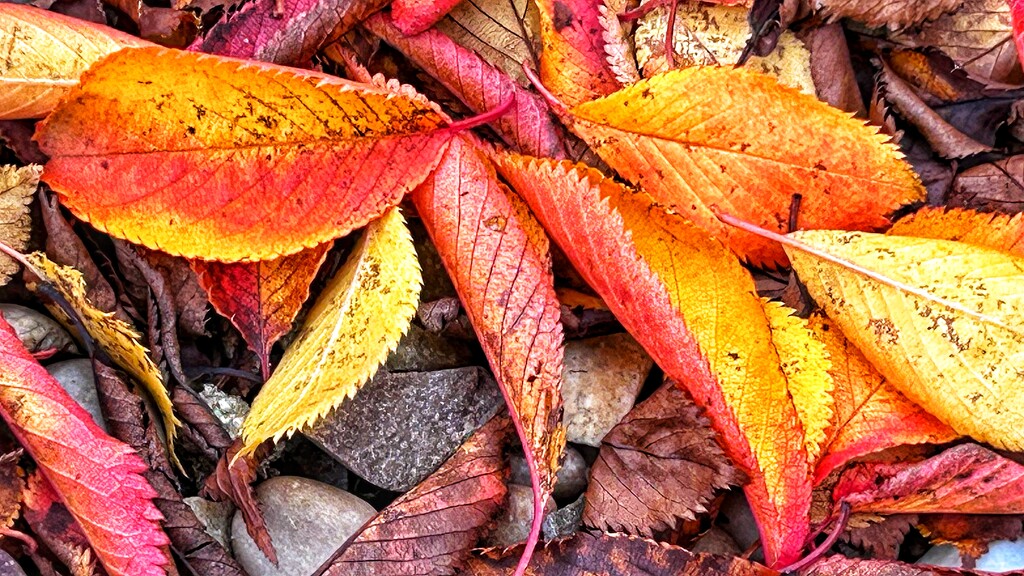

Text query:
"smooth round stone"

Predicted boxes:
[[231, 476, 376, 576], [720, 491, 760, 552], [185, 497, 235, 551], [488, 484, 556, 547], [0, 304, 77, 355], [919, 541, 1024, 573], [561, 333, 653, 446], [510, 446, 589, 500], [0, 549, 26, 576], [47, 359, 107, 432]]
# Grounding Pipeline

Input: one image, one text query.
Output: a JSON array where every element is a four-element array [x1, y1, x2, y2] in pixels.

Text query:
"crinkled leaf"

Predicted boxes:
[[435, 0, 539, 85], [239, 207, 421, 455], [0, 451, 21, 531], [0, 4, 149, 119], [561, 67, 924, 268], [815, 0, 963, 30], [800, 555, 992, 575], [536, 0, 622, 107], [36, 46, 452, 262], [0, 316, 170, 576], [0, 165, 40, 286], [889, 208, 1024, 254]]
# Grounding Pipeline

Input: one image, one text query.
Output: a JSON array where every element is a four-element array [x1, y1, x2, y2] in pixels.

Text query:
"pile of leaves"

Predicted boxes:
[[0, 0, 1023, 574]]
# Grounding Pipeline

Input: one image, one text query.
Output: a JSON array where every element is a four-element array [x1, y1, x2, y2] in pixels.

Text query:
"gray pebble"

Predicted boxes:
[[231, 476, 376, 576], [47, 359, 107, 431], [692, 527, 741, 556], [510, 445, 589, 500], [720, 491, 760, 552], [488, 484, 556, 547], [919, 541, 1024, 573], [185, 496, 235, 552], [0, 304, 77, 355], [542, 494, 585, 540], [0, 550, 26, 576], [384, 323, 473, 372]]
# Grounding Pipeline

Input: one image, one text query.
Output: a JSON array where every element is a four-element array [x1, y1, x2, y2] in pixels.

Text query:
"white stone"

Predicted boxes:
[[919, 540, 1024, 573]]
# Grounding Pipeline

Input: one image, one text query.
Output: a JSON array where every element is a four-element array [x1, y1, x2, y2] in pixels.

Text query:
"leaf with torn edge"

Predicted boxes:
[[36, 46, 452, 262], [0, 165, 39, 286], [0, 4, 150, 120], [556, 67, 924, 268], [815, 0, 963, 30], [238, 207, 421, 456], [535, 0, 622, 108], [0, 316, 170, 576]]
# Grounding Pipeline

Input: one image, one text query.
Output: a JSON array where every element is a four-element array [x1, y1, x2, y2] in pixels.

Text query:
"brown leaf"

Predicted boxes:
[[842, 514, 918, 560], [583, 382, 743, 536], [947, 156, 1024, 213], [434, 0, 540, 85], [815, 0, 963, 30], [803, 23, 864, 115], [0, 450, 22, 531], [171, 385, 233, 456], [202, 439, 276, 566], [919, 514, 1024, 559], [321, 416, 512, 575], [799, 555, 993, 575]]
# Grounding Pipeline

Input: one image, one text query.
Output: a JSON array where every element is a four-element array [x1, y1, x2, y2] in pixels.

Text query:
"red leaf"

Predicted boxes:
[[392, 0, 464, 34], [202, 439, 276, 565], [536, 0, 622, 107], [411, 135, 564, 574], [833, 444, 1024, 515], [0, 315, 169, 576]]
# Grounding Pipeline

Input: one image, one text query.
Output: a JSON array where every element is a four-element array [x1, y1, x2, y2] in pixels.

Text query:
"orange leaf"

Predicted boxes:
[[536, 0, 622, 107], [811, 313, 958, 484], [0, 315, 169, 576], [889, 207, 1024, 254], [36, 46, 452, 262], [495, 154, 811, 567], [193, 243, 331, 378], [411, 135, 564, 572], [556, 67, 924, 267]]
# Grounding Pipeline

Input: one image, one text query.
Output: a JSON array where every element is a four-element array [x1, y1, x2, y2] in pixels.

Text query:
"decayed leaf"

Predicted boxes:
[[815, 0, 963, 30], [323, 416, 512, 575], [918, 514, 1024, 558], [239, 207, 421, 455], [20, 252, 179, 450], [495, 155, 812, 567], [833, 444, 1024, 515], [36, 46, 452, 262], [202, 439, 276, 564], [810, 313, 958, 484], [412, 135, 565, 571], [890, 207, 1024, 253], [461, 532, 779, 575], [21, 471, 97, 576], [0, 164, 40, 286], [800, 555, 992, 575], [634, 3, 815, 94], [190, 0, 389, 64], [0, 4, 150, 120], [0, 316, 170, 576], [582, 382, 743, 536], [558, 67, 924, 268], [0, 451, 22, 531], [777, 229, 1024, 451], [944, 156, 1024, 213], [435, 0, 540, 85], [536, 0, 622, 108], [363, 11, 566, 158], [393, 0, 465, 34], [193, 244, 331, 378]]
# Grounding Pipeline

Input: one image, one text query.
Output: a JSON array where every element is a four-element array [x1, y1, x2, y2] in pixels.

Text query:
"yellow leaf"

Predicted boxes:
[[239, 207, 422, 455], [890, 207, 1024, 256], [0, 4, 150, 119], [0, 165, 40, 286], [21, 253, 179, 448], [762, 300, 833, 465], [784, 230, 1024, 451]]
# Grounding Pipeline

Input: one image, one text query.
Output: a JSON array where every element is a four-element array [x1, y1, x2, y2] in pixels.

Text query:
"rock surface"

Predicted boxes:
[[0, 550, 26, 576], [185, 496, 235, 551], [198, 382, 249, 439], [511, 445, 589, 500], [384, 323, 473, 372], [231, 476, 376, 576], [488, 484, 557, 547], [47, 358, 107, 431], [308, 367, 504, 491], [918, 540, 1024, 573], [0, 304, 77, 355], [561, 333, 653, 446], [542, 494, 585, 540]]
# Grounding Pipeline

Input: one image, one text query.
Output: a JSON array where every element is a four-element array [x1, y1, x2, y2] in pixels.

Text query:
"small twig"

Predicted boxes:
[[780, 501, 851, 573], [445, 95, 516, 132], [787, 193, 802, 233]]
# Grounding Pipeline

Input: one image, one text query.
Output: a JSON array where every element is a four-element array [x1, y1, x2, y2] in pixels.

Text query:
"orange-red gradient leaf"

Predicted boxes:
[[411, 136, 564, 570], [0, 314, 169, 576], [536, 0, 622, 108], [561, 67, 924, 267], [36, 46, 451, 262], [495, 154, 812, 568]]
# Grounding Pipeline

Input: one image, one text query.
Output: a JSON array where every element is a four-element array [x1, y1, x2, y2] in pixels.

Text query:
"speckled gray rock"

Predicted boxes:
[[0, 304, 77, 355], [231, 477, 376, 576], [0, 549, 26, 576], [720, 491, 760, 552], [488, 484, 557, 547], [198, 382, 249, 439], [185, 497, 235, 551], [919, 541, 1024, 572], [561, 334, 653, 446], [693, 527, 741, 556], [384, 324, 473, 372], [511, 446, 589, 500], [542, 494, 585, 540], [47, 359, 107, 431], [308, 367, 503, 491]]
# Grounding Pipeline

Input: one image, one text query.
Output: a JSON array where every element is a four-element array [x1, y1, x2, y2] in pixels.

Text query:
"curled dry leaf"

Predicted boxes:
[[583, 382, 743, 536], [833, 444, 1024, 515], [536, 0, 622, 108], [0, 316, 170, 576], [238, 207, 421, 455], [0, 164, 40, 286], [203, 439, 276, 564], [557, 67, 924, 268], [495, 154, 814, 567], [799, 555, 993, 575], [321, 416, 512, 575], [815, 0, 963, 30], [36, 46, 452, 262], [193, 243, 332, 379], [918, 514, 1024, 558], [0, 4, 150, 120]]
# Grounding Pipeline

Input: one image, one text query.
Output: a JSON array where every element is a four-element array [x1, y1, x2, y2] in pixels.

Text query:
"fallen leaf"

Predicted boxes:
[[833, 444, 1024, 515], [238, 206, 421, 455], [918, 514, 1024, 559], [0, 316, 170, 576], [842, 514, 918, 560], [0, 4, 150, 120], [582, 382, 743, 536], [189, 0, 389, 64], [556, 67, 924, 268], [322, 416, 512, 575], [194, 244, 331, 378], [810, 313, 958, 484], [799, 555, 992, 575], [0, 164, 40, 286], [202, 439, 276, 565], [36, 46, 452, 262], [536, 0, 622, 108], [21, 471, 96, 576], [412, 136, 565, 571], [434, 0, 540, 85], [363, 11, 567, 159], [461, 531, 780, 575], [495, 155, 813, 567], [0, 451, 22, 533], [942, 156, 1024, 214], [393, 0, 465, 34], [814, 0, 963, 30], [889, 207, 1024, 252]]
